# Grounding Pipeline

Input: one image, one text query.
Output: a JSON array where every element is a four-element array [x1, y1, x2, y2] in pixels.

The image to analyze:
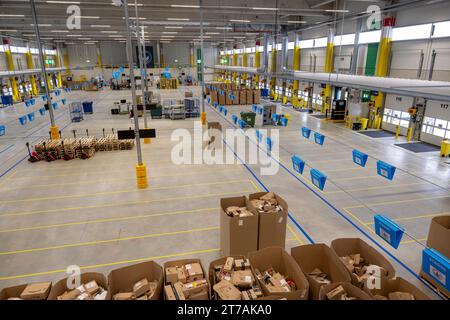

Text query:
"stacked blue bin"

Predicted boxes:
[[291, 155, 305, 174], [301, 127, 311, 139], [374, 215, 404, 249], [19, 116, 27, 125], [232, 114, 238, 124], [310, 169, 327, 190], [82, 101, 93, 114], [266, 137, 273, 151], [27, 112, 35, 122]]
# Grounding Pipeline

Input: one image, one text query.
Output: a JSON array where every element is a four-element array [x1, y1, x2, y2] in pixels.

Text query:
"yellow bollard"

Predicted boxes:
[[284, 114, 291, 126], [50, 126, 60, 140], [201, 112, 207, 125], [407, 127, 413, 142], [395, 125, 400, 140], [136, 163, 148, 189], [143, 128, 151, 144]]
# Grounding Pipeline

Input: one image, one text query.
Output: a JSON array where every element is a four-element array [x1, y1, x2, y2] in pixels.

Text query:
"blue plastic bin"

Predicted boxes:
[[292, 155, 305, 174], [280, 117, 288, 127], [266, 137, 273, 152], [352, 150, 368, 167], [74, 84, 79, 90], [42, 95, 47, 101], [82, 101, 93, 114], [207, 97, 211, 104], [0, 125, 5, 136], [25, 100, 31, 107], [237, 119, 245, 129], [19, 116, 27, 125], [374, 214, 404, 249], [310, 169, 327, 190], [272, 114, 281, 125], [232, 114, 238, 124], [219, 106, 223, 113], [30, 98, 36, 105], [422, 248, 449, 292], [257, 107, 263, 115], [260, 88, 269, 97], [377, 160, 396, 180], [52, 102, 58, 110], [301, 127, 311, 139], [27, 112, 35, 122], [314, 132, 325, 145], [252, 105, 258, 113], [65, 87, 71, 92], [39, 107, 46, 116], [213, 102, 218, 108], [1, 95, 13, 106], [223, 108, 228, 116], [55, 90, 61, 96], [61, 99, 66, 105]]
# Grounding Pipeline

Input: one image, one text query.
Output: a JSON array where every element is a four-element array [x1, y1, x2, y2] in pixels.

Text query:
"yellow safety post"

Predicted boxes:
[[395, 125, 400, 140], [323, 28, 335, 114], [232, 49, 237, 83], [3, 39, 20, 102], [136, 163, 148, 189], [292, 35, 301, 107], [242, 49, 247, 87], [55, 47, 63, 88], [406, 127, 413, 142], [373, 17, 395, 129], [270, 47, 277, 98], [25, 49, 39, 96], [284, 113, 290, 126], [96, 44, 102, 69], [50, 126, 60, 140], [225, 53, 229, 80], [254, 41, 260, 88], [201, 112, 207, 125], [440, 140, 450, 157]]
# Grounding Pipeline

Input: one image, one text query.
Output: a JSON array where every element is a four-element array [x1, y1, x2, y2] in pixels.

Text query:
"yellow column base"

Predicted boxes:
[[50, 126, 60, 140], [201, 112, 207, 125], [144, 138, 151, 144], [395, 125, 400, 140], [136, 163, 148, 189], [407, 128, 413, 143]]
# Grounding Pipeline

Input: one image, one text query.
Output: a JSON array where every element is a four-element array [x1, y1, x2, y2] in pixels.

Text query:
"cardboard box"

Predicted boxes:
[[133, 278, 151, 298], [225, 91, 232, 105], [318, 282, 373, 300], [0, 284, 27, 300], [331, 238, 396, 285], [220, 196, 258, 256], [253, 90, 261, 104], [246, 90, 253, 105], [20, 282, 52, 300], [107, 261, 163, 300], [249, 247, 309, 300], [232, 90, 240, 104], [231, 270, 254, 289], [164, 284, 186, 300], [213, 280, 241, 300], [182, 279, 209, 299], [363, 277, 430, 300], [218, 93, 225, 105], [184, 263, 204, 282], [208, 255, 245, 288], [248, 192, 288, 250], [234, 258, 251, 271], [165, 267, 179, 285], [239, 91, 247, 105], [290, 244, 352, 300]]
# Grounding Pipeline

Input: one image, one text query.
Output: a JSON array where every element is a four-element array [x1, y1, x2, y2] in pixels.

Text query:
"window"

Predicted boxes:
[[383, 108, 410, 128], [334, 34, 355, 46], [287, 42, 294, 50], [432, 21, 450, 38], [359, 30, 381, 44], [314, 37, 328, 48], [421, 116, 450, 138], [392, 24, 432, 41], [299, 39, 314, 49]]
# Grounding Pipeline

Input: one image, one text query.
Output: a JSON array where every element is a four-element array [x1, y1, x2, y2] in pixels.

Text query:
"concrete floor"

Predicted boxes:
[[0, 86, 448, 300]]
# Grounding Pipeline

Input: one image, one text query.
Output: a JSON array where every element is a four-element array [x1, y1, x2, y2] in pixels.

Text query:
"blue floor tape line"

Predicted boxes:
[[207, 100, 442, 299], [0, 145, 14, 155]]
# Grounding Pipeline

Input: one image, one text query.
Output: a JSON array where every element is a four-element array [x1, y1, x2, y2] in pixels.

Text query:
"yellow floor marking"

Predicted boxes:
[[400, 238, 427, 245], [0, 226, 220, 256], [0, 248, 220, 281], [324, 182, 428, 195], [364, 212, 449, 226], [287, 225, 303, 245], [324, 166, 376, 173], [249, 179, 261, 192], [0, 171, 18, 188], [345, 194, 450, 210], [341, 207, 377, 236], [1, 167, 242, 191], [0, 189, 255, 218], [333, 173, 406, 182], [0, 179, 251, 204], [0, 207, 217, 234]]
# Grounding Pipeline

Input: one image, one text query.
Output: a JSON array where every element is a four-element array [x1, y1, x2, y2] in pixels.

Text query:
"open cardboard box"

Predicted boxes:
[[331, 238, 396, 286], [248, 192, 288, 250], [220, 196, 258, 256], [48, 272, 107, 300], [106, 261, 163, 300], [164, 258, 210, 300], [290, 244, 352, 300], [0, 284, 28, 300], [363, 277, 430, 300], [319, 282, 373, 300], [248, 246, 309, 300]]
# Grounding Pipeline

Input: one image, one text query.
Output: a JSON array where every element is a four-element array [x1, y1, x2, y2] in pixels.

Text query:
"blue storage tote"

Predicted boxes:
[[207, 97, 211, 104], [272, 114, 281, 125], [19, 116, 27, 125], [213, 101, 218, 108], [42, 95, 47, 101], [27, 112, 35, 122], [256, 130, 263, 143], [314, 132, 325, 145], [374, 215, 404, 249], [25, 100, 31, 107], [252, 105, 258, 113], [0, 125, 5, 136], [232, 114, 238, 124], [1, 95, 13, 106], [65, 87, 71, 92], [223, 108, 228, 116], [39, 107, 46, 116], [238, 119, 246, 129], [422, 248, 449, 293], [280, 117, 288, 127], [52, 102, 58, 110], [266, 137, 273, 151], [352, 150, 368, 167], [301, 127, 311, 139], [377, 160, 396, 180], [310, 169, 327, 190], [292, 155, 305, 174], [257, 107, 263, 115], [260, 88, 269, 97], [82, 101, 93, 114], [61, 99, 66, 105], [30, 98, 36, 105]]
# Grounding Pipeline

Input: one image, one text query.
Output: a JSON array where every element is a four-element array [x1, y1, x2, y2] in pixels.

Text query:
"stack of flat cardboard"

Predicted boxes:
[[164, 259, 209, 300], [210, 256, 263, 300]]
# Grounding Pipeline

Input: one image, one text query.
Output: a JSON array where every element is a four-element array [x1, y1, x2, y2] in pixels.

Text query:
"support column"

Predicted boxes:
[[270, 39, 277, 98], [63, 46, 71, 76], [280, 35, 288, 103], [323, 28, 335, 113], [190, 43, 195, 67], [242, 46, 247, 87], [26, 45, 39, 96], [96, 43, 102, 69], [232, 48, 237, 83], [43, 52, 53, 90], [55, 45, 63, 88], [3, 38, 20, 102], [254, 41, 260, 88], [292, 33, 301, 107], [372, 17, 395, 129]]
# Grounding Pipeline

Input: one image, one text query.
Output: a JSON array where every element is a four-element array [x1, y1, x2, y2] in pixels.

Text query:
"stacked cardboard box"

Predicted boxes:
[[318, 282, 373, 300], [209, 256, 263, 300], [0, 282, 52, 300], [164, 259, 210, 300], [248, 192, 288, 250], [48, 272, 107, 300], [290, 244, 352, 300], [331, 238, 395, 287], [249, 247, 309, 300], [107, 261, 163, 300], [363, 277, 430, 300]]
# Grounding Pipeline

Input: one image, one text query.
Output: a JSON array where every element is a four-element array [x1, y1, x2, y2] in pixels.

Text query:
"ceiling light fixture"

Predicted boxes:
[[74, 16, 100, 19], [252, 7, 277, 11], [170, 4, 200, 8], [0, 29, 18, 32], [325, 9, 349, 13], [162, 31, 177, 34], [287, 20, 307, 24], [101, 30, 118, 33], [30, 24, 53, 27], [91, 25, 111, 27], [167, 18, 190, 21], [165, 26, 183, 29], [229, 19, 250, 23], [51, 30, 69, 33], [47, 1, 80, 4], [0, 14, 25, 17]]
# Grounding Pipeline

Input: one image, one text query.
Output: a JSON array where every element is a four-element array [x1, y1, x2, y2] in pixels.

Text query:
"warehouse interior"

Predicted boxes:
[[0, 0, 449, 302]]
